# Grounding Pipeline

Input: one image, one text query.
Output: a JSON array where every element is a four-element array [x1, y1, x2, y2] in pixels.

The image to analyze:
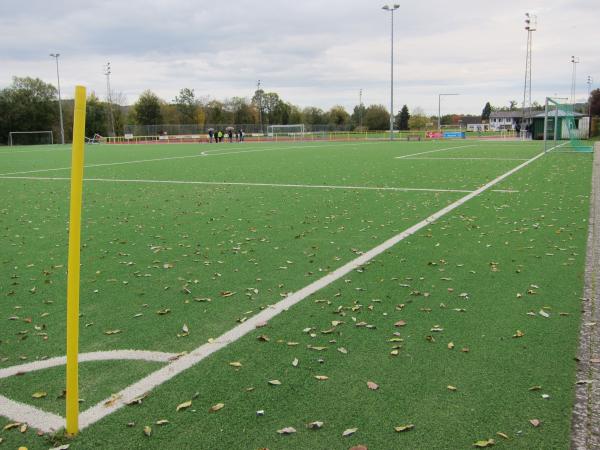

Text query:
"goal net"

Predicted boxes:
[[9, 131, 54, 146], [543, 98, 592, 153], [267, 124, 305, 140]]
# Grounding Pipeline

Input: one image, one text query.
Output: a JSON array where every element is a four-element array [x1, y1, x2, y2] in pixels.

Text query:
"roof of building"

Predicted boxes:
[[532, 110, 585, 118], [489, 110, 524, 118]]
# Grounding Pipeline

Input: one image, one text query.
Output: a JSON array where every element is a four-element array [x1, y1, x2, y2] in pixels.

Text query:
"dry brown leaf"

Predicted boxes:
[[315, 375, 329, 381], [307, 421, 323, 429], [367, 381, 379, 390], [176, 400, 192, 411], [143, 425, 152, 436], [209, 403, 224, 413], [394, 320, 406, 327], [277, 427, 296, 434], [268, 379, 282, 385], [342, 428, 358, 437], [31, 391, 47, 399], [529, 419, 541, 427], [394, 424, 414, 432]]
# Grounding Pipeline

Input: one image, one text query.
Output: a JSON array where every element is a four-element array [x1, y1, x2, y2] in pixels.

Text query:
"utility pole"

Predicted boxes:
[[104, 62, 116, 137], [359, 89, 363, 129], [522, 12, 537, 134], [570, 56, 579, 104], [382, 4, 400, 141], [256, 80, 263, 135], [587, 75, 593, 138], [49, 53, 65, 144]]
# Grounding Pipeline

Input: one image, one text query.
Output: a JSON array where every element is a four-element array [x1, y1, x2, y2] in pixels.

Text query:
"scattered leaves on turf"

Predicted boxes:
[[342, 428, 358, 437], [394, 424, 414, 432], [176, 400, 192, 411], [367, 381, 379, 390], [268, 380, 282, 386], [143, 425, 152, 436], [307, 421, 323, 429], [473, 439, 495, 447], [277, 427, 296, 435]]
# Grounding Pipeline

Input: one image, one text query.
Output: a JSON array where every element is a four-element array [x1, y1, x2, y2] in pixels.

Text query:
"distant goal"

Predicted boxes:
[[267, 124, 305, 141], [9, 131, 54, 146]]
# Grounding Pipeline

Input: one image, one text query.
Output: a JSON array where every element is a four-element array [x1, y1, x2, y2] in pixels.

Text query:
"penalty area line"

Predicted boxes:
[[74, 150, 544, 431]]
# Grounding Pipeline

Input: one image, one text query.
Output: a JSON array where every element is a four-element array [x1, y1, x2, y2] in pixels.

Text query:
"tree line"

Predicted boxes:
[[2, 75, 600, 143]]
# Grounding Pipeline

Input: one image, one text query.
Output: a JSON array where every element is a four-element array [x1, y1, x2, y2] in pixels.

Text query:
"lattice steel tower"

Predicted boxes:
[[522, 13, 537, 126]]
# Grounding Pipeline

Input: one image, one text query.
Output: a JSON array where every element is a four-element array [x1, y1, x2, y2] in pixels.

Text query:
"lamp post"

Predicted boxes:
[[570, 56, 579, 104], [49, 53, 65, 145], [438, 93, 458, 131], [382, 4, 399, 141], [104, 62, 116, 137], [587, 76, 593, 139]]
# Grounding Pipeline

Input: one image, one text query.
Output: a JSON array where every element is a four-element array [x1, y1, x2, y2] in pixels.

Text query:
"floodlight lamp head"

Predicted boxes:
[[50, 53, 60, 58], [382, 5, 390, 10]]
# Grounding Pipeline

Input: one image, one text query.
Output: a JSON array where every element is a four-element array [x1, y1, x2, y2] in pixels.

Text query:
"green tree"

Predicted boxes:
[[85, 92, 107, 136], [509, 100, 518, 110], [226, 97, 255, 125], [302, 107, 326, 125], [363, 105, 390, 130], [133, 90, 163, 125], [481, 102, 492, 122], [590, 88, 600, 116], [174, 88, 199, 124], [396, 105, 410, 130], [351, 104, 367, 130], [0, 76, 58, 144], [327, 105, 350, 128], [408, 107, 428, 130]]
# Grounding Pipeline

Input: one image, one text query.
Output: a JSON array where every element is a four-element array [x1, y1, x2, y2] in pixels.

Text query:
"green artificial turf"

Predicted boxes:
[[0, 141, 593, 449]]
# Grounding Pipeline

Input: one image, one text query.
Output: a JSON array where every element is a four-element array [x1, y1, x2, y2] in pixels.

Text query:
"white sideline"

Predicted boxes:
[[73, 150, 546, 431], [394, 144, 475, 159], [0, 176, 520, 194], [0, 395, 64, 432], [400, 157, 529, 161]]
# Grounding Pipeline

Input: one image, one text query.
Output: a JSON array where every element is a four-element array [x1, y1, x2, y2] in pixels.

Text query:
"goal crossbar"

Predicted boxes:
[[8, 131, 54, 146]]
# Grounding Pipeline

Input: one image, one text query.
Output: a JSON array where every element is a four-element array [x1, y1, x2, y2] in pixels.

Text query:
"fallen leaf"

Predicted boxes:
[[292, 358, 299, 367], [3, 422, 21, 431], [447, 385, 457, 391], [268, 380, 282, 385], [513, 330, 524, 338], [529, 419, 541, 427], [220, 291, 236, 297], [496, 432, 509, 440], [337, 347, 348, 354], [176, 400, 192, 411], [143, 425, 152, 436], [155, 420, 169, 426], [315, 375, 329, 381], [367, 381, 379, 390], [277, 427, 296, 435], [307, 421, 323, 429], [19, 423, 28, 433], [342, 428, 358, 437], [394, 320, 406, 327], [473, 439, 495, 447], [394, 424, 414, 432], [448, 342, 455, 350], [209, 403, 224, 413], [31, 391, 47, 399], [229, 361, 242, 368], [528, 385, 542, 391], [104, 329, 122, 335], [349, 446, 368, 450]]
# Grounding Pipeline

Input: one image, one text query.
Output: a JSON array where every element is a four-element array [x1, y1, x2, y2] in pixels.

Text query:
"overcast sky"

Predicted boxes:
[[1, 0, 598, 115]]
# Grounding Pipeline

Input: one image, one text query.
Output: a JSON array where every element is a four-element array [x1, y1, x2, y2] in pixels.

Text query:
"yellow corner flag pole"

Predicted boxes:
[[66, 85, 87, 435]]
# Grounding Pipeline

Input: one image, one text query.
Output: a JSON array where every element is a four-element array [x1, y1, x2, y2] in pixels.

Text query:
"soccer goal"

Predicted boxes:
[[8, 131, 54, 146], [543, 98, 593, 153], [267, 124, 305, 141]]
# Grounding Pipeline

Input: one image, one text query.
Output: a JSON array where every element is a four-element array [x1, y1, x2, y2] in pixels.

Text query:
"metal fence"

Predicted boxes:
[[123, 123, 355, 136]]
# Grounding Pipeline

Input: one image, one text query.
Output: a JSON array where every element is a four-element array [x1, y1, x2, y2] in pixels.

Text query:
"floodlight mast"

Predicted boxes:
[[522, 13, 536, 131], [438, 93, 458, 131], [49, 53, 65, 145], [104, 62, 116, 137], [382, 4, 400, 141], [587, 76, 593, 138], [570, 56, 580, 104]]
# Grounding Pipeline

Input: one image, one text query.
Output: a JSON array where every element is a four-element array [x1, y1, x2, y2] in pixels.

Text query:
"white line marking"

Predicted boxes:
[[0, 350, 177, 380], [0, 176, 519, 194], [73, 150, 545, 431], [400, 157, 529, 161], [394, 144, 475, 159], [0, 141, 375, 177], [0, 176, 474, 193], [0, 395, 64, 432]]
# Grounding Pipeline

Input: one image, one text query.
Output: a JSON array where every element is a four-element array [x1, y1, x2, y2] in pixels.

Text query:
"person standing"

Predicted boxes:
[[228, 129, 233, 143], [208, 129, 214, 143]]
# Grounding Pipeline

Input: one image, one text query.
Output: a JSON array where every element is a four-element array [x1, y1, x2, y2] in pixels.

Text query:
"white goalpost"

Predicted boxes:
[[8, 131, 54, 146], [267, 124, 305, 141]]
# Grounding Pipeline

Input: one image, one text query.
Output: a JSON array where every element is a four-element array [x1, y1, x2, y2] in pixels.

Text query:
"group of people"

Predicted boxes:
[[207, 129, 245, 143]]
